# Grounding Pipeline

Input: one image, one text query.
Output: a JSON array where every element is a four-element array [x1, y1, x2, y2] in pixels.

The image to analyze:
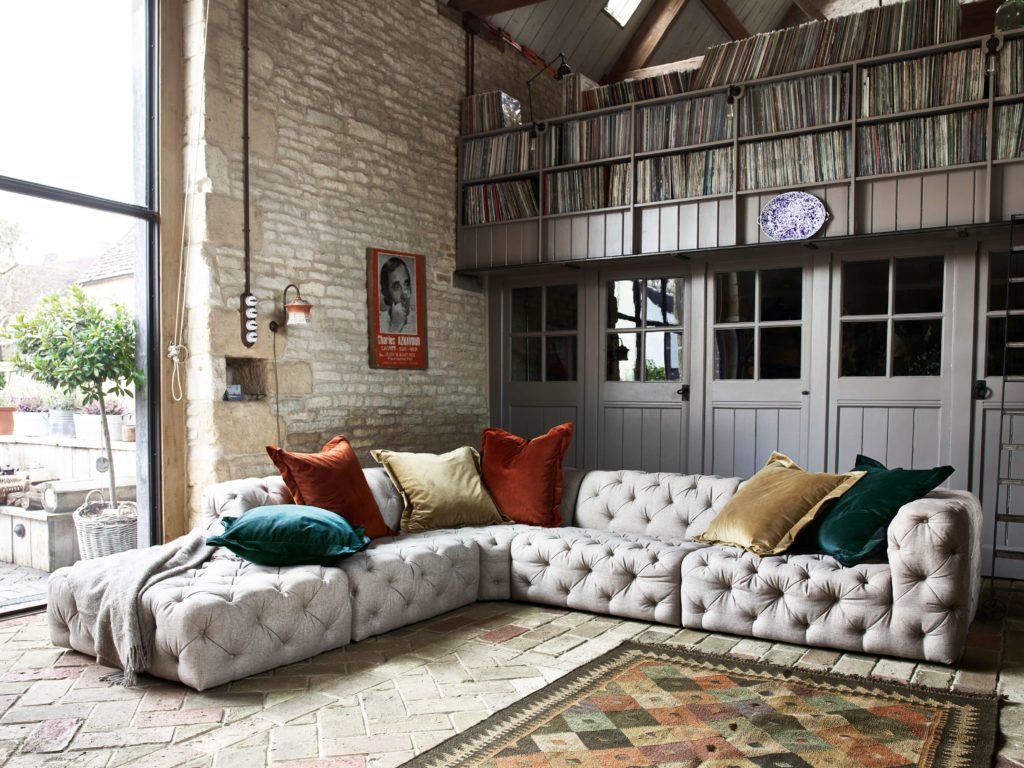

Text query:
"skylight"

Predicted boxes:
[[604, 0, 643, 27]]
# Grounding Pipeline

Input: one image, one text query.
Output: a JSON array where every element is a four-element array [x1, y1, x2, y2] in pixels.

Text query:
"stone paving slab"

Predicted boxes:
[[0, 590, 1017, 766]]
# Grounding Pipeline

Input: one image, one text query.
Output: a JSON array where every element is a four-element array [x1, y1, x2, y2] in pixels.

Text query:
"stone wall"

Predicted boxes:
[[180, 0, 548, 524]]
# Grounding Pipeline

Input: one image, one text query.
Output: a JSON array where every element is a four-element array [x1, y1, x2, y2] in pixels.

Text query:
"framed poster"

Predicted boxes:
[[368, 247, 427, 369]]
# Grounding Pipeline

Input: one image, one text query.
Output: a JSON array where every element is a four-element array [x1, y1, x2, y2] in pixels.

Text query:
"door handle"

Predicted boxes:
[[676, 385, 690, 401], [974, 380, 993, 400]]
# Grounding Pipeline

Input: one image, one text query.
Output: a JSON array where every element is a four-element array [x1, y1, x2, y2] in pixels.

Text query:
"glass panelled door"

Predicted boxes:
[[704, 261, 812, 477], [598, 270, 689, 472], [827, 253, 968, 477], [500, 279, 584, 467]]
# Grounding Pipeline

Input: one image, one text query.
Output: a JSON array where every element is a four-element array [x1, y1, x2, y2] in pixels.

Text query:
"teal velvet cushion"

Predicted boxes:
[[794, 455, 953, 565], [206, 505, 370, 566]]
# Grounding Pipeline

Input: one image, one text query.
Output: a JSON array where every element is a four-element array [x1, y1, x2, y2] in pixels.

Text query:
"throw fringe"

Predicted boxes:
[[99, 643, 149, 688]]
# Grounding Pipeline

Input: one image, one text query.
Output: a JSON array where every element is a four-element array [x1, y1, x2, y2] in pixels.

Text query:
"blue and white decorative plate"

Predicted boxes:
[[758, 191, 828, 241]]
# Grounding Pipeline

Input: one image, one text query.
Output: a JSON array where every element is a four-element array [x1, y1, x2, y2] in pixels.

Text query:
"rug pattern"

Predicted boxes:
[[408, 642, 997, 768]]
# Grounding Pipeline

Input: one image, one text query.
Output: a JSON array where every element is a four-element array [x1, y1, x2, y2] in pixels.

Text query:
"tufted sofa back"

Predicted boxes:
[[572, 470, 742, 540], [199, 466, 738, 540], [199, 467, 405, 532]]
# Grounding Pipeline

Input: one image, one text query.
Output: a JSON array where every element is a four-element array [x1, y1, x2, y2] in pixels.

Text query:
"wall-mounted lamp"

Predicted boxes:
[[269, 283, 313, 333], [525, 52, 572, 132]]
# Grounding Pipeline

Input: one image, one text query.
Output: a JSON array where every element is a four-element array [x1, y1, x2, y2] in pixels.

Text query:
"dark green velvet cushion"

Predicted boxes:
[[206, 505, 370, 566], [793, 455, 953, 565]]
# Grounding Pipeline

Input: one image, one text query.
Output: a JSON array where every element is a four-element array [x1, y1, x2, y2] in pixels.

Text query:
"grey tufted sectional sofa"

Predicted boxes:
[[47, 466, 983, 691]]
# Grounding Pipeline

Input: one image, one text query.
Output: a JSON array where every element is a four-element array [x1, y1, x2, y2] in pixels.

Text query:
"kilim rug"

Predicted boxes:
[[407, 642, 998, 768]]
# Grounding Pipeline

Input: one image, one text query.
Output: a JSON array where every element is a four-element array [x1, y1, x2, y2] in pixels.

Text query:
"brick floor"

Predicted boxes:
[[0, 582, 1019, 766]]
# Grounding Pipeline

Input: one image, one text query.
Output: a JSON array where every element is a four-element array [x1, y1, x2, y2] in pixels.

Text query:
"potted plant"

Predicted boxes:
[[47, 390, 80, 439], [74, 398, 128, 444], [9, 286, 143, 509], [0, 372, 14, 436], [12, 395, 49, 437]]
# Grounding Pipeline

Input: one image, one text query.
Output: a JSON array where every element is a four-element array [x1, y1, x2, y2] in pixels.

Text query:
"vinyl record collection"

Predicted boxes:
[[998, 39, 1023, 97], [462, 91, 523, 135], [637, 93, 731, 151], [461, 131, 534, 181], [857, 109, 987, 175], [739, 129, 850, 191], [543, 112, 631, 166], [544, 164, 631, 215], [577, 71, 695, 113], [462, 180, 538, 225], [694, 0, 959, 90], [636, 148, 733, 203], [739, 72, 850, 137], [860, 47, 984, 118], [996, 104, 1024, 161]]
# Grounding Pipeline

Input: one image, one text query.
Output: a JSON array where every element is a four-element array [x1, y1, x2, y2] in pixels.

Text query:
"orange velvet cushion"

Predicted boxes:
[[266, 435, 395, 539], [481, 423, 573, 527]]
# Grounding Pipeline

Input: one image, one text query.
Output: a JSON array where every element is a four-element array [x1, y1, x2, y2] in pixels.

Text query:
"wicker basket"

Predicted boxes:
[[73, 490, 138, 559]]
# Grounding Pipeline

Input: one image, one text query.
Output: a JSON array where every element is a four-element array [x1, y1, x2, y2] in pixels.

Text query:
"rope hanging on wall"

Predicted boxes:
[[167, 0, 213, 401], [239, 0, 258, 347]]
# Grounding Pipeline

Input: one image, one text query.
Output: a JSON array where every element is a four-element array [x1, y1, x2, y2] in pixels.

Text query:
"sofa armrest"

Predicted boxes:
[[887, 489, 982, 664], [198, 475, 292, 532]]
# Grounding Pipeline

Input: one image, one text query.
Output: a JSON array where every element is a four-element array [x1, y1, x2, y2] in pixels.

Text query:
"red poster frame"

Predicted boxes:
[[368, 247, 428, 369]]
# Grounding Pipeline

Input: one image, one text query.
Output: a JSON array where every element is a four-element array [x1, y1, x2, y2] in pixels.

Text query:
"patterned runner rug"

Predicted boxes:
[[408, 641, 997, 768]]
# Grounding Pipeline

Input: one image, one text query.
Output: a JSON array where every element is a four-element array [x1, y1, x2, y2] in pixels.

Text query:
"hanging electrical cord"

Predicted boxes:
[[272, 329, 282, 448], [167, 0, 213, 402]]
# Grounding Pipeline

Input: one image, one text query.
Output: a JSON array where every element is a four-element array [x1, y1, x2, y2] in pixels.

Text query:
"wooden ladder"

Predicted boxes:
[[982, 213, 1024, 622]]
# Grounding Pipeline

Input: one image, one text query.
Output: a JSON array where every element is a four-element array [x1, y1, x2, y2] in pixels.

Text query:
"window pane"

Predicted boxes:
[[988, 253, 1024, 312], [644, 331, 683, 381], [893, 319, 941, 376], [546, 285, 577, 331], [893, 256, 943, 315], [841, 321, 887, 376], [546, 336, 577, 381], [511, 337, 541, 381], [760, 268, 802, 322], [646, 278, 684, 327], [987, 317, 1024, 377], [760, 327, 801, 379], [511, 287, 541, 333], [0, 5, 147, 204], [842, 260, 889, 316], [607, 333, 640, 381], [715, 328, 755, 379], [608, 280, 643, 329], [715, 271, 755, 323]]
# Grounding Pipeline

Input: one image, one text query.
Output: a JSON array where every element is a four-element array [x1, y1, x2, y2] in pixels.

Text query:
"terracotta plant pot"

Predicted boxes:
[[0, 406, 14, 436]]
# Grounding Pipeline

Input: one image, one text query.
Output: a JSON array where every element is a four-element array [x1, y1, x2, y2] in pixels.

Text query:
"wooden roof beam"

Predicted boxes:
[[791, 0, 825, 21], [449, 0, 546, 16], [698, 0, 749, 40], [603, 0, 695, 84]]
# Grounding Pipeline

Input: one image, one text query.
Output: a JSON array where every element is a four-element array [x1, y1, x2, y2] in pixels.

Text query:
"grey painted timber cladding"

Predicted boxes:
[[509, 404, 579, 466], [709, 406, 803, 480], [600, 405, 686, 473], [834, 405, 943, 472]]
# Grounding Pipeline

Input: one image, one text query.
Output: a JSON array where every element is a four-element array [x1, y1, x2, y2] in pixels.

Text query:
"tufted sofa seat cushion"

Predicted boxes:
[[681, 548, 894, 653], [510, 527, 703, 625], [680, 489, 983, 665], [574, 470, 741, 540], [48, 554, 352, 692], [341, 535, 480, 642], [389, 524, 535, 600]]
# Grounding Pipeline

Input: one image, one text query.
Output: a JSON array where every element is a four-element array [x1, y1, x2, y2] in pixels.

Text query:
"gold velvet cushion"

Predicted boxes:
[[693, 452, 865, 555], [371, 446, 510, 533]]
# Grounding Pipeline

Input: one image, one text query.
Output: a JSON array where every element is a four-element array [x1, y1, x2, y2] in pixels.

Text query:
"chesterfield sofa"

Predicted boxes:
[[47, 466, 983, 691]]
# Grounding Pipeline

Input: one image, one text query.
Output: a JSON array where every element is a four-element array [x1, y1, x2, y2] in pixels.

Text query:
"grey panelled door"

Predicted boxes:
[[704, 260, 813, 478], [827, 252, 972, 481], [598, 271, 690, 473], [973, 249, 1024, 578], [501, 279, 583, 467]]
